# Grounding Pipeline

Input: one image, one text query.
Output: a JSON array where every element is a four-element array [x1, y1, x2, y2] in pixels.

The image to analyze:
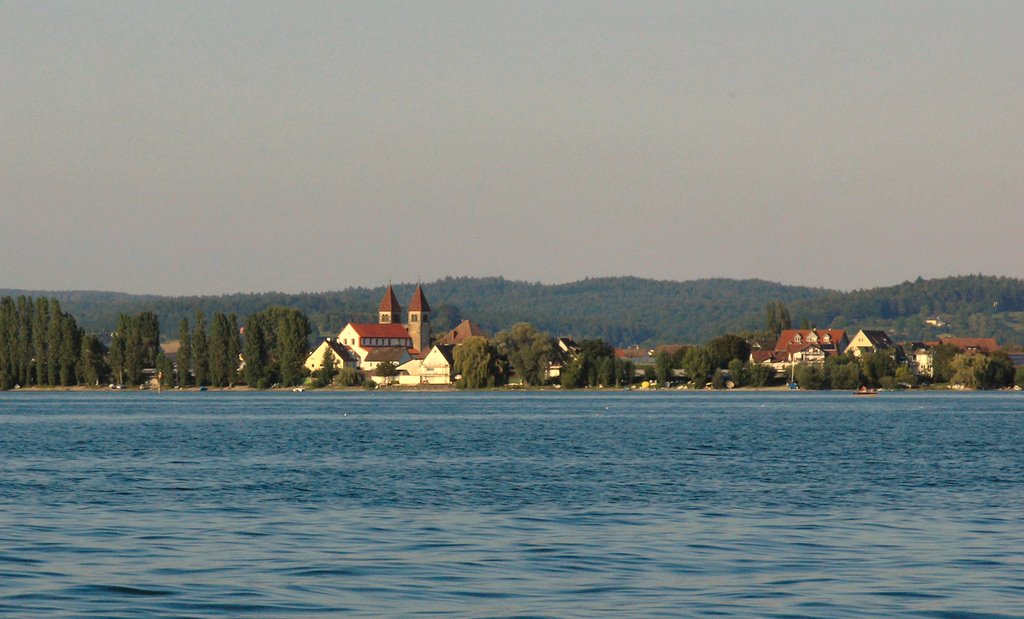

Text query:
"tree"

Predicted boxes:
[[795, 363, 827, 390], [192, 311, 209, 386], [765, 301, 791, 338], [243, 313, 270, 388], [950, 353, 988, 389], [454, 336, 501, 389], [208, 313, 230, 387], [930, 343, 959, 382], [374, 361, 398, 385], [317, 347, 337, 386], [337, 367, 363, 387], [706, 334, 751, 369], [681, 346, 714, 387], [748, 362, 773, 387], [177, 318, 192, 387], [655, 350, 674, 385], [493, 323, 556, 386], [727, 358, 747, 387]]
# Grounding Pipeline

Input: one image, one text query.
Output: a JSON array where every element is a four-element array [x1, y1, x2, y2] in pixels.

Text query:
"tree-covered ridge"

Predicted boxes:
[[788, 275, 1024, 344], [7, 274, 1024, 347], [1, 278, 827, 347]]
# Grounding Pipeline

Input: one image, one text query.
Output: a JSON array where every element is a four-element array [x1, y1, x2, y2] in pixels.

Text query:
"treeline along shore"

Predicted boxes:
[[2, 292, 1023, 392]]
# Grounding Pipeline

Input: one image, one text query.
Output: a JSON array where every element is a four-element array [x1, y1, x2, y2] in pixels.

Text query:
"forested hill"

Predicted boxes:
[[6, 274, 1024, 346], [0, 278, 827, 346], [788, 275, 1024, 345]]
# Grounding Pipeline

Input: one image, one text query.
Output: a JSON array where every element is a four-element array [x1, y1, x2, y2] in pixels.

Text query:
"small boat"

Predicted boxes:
[[854, 386, 878, 396]]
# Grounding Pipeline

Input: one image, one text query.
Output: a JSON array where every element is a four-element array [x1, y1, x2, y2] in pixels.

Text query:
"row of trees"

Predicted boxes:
[[447, 323, 637, 389], [0, 296, 96, 389], [0, 296, 317, 391]]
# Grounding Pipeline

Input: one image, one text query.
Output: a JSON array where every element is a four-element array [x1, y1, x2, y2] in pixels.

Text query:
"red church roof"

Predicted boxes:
[[409, 285, 431, 312], [346, 323, 412, 339], [379, 286, 401, 314]]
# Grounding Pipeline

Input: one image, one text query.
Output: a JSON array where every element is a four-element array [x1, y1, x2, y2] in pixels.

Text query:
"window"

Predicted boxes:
[[411, 315, 418, 322]]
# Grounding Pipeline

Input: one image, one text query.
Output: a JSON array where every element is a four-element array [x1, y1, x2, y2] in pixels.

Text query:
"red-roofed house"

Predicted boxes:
[[770, 329, 849, 365]]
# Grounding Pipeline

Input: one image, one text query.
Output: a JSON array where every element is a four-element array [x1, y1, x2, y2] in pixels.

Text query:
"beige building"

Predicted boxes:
[[396, 344, 456, 386]]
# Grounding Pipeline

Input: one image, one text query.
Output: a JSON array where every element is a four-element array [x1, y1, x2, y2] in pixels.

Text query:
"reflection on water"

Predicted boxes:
[[0, 392, 1022, 617]]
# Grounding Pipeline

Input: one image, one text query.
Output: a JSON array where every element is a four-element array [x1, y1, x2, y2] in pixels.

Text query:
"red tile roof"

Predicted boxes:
[[939, 337, 999, 354], [408, 285, 431, 312], [346, 323, 412, 338], [379, 286, 401, 314]]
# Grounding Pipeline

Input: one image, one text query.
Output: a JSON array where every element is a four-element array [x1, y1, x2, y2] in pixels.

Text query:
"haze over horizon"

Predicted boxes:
[[4, 2, 1023, 296]]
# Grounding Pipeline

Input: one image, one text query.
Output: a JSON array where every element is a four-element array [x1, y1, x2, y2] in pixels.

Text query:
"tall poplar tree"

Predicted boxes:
[[177, 318, 192, 387], [191, 311, 209, 387]]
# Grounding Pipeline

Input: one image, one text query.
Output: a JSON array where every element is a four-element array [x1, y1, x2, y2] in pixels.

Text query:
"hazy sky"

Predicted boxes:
[[3, 1, 1022, 295]]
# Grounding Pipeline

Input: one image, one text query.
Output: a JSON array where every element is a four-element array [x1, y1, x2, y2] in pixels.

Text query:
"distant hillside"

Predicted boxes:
[[7, 274, 1024, 346], [788, 275, 1024, 345], [1, 277, 828, 346]]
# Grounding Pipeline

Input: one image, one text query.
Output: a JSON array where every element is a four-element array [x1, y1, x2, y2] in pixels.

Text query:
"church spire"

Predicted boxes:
[[378, 285, 401, 324]]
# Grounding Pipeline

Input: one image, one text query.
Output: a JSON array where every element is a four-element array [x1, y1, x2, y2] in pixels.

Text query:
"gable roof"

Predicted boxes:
[[939, 337, 1000, 354], [379, 285, 401, 314], [364, 348, 410, 363], [775, 329, 846, 350], [344, 323, 412, 339], [438, 319, 488, 345], [408, 285, 431, 312]]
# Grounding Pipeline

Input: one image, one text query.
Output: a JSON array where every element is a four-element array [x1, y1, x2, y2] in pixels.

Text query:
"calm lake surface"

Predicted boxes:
[[0, 391, 1022, 617]]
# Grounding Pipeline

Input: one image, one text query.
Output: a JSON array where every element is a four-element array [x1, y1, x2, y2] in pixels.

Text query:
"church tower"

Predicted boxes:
[[378, 285, 401, 324], [407, 285, 431, 353]]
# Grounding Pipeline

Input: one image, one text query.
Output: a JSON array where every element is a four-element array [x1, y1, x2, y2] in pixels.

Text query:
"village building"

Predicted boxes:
[[437, 319, 488, 346], [303, 338, 357, 373], [303, 284, 433, 374], [845, 330, 897, 358], [772, 328, 848, 365], [397, 344, 456, 386]]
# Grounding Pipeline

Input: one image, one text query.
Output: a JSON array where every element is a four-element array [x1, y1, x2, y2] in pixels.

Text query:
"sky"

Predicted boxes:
[[3, 1, 1023, 295]]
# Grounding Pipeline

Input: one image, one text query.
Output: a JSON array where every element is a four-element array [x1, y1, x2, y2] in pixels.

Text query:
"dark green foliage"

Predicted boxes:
[[825, 356, 862, 390], [727, 359, 747, 387], [374, 361, 398, 380], [337, 367, 363, 387], [764, 301, 791, 338], [748, 362, 774, 387], [493, 323, 556, 386], [930, 343, 959, 382], [860, 352, 897, 388], [191, 311, 209, 387], [706, 333, 751, 369], [316, 348, 337, 386], [795, 364, 827, 390], [156, 352, 174, 388], [654, 350, 673, 385], [681, 347, 714, 386], [560, 339, 617, 388], [208, 313, 231, 387], [983, 352, 1015, 389], [241, 307, 312, 388], [1015, 365, 1024, 388], [454, 336, 502, 388], [177, 318, 192, 387], [0, 296, 90, 388]]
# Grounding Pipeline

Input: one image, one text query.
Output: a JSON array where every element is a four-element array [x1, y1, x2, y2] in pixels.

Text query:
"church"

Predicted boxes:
[[304, 284, 433, 373]]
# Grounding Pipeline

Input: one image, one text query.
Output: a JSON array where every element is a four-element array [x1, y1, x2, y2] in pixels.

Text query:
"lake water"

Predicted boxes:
[[0, 391, 1022, 617]]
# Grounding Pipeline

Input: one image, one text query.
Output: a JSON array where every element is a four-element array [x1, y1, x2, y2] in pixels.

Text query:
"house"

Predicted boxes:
[[771, 329, 848, 365], [437, 319, 488, 346], [845, 330, 897, 358], [925, 315, 947, 328], [906, 342, 935, 376], [546, 337, 583, 379], [938, 337, 999, 355], [397, 344, 456, 386], [304, 338, 358, 373]]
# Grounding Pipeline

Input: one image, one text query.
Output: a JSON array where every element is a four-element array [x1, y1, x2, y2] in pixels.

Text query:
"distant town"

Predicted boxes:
[[2, 283, 1022, 392]]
